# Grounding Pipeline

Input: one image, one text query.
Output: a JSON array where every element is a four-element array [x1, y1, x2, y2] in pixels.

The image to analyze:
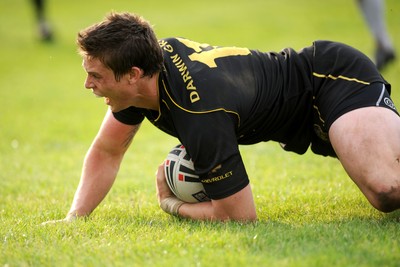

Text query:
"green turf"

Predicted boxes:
[[1, 0, 400, 266]]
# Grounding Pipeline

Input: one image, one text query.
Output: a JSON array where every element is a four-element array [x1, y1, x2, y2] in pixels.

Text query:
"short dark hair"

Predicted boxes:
[[77, 12, 163, 80]]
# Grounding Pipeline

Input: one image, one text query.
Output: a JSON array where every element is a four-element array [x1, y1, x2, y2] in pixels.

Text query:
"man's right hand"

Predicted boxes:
[[41, 213, 77, 225]]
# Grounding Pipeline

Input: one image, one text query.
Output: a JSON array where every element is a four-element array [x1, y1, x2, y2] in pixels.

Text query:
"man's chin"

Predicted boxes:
[[109, 105, 129, 113]]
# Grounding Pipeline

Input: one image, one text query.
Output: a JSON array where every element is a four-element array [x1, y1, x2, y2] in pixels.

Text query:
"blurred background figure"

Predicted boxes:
[[357, 0, 396, 70], [31, 0, 53, 41]]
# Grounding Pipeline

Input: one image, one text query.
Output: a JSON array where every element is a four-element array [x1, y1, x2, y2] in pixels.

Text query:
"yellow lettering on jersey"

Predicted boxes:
[[186, 79, 196, 90], [182, 71, 191, 83], [159, 39, 173, 53], [190, 92, 200, 103], [176, 37, 251, 68], [166, 50, 200, 103], [201, 170, 233, 183], [175, 62, 189, 81]]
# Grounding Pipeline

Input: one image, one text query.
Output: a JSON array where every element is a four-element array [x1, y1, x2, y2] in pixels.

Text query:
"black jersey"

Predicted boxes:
[[113, 38, 392, 199], [113, 37, 315, 199]]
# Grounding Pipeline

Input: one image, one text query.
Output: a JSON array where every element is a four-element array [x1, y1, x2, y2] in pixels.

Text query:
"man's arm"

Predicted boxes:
[[44, 109, 140, 223], [156, 163, 257, 222]]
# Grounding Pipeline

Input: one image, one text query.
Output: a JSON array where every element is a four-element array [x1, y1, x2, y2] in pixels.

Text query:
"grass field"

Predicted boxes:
[[1, 0, 400, 266]]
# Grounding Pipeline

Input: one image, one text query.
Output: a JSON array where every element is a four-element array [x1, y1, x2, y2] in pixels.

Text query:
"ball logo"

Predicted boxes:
[[164, 144, 210, 203]]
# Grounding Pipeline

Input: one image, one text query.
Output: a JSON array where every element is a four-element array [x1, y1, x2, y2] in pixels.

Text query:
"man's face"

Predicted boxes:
[[82, 57, 133, 112]]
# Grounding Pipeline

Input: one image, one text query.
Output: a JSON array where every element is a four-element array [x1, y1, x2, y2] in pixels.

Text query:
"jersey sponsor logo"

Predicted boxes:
[[377, 84, 396, 111], [201, 170, 233, 184], [384, 97, 396, 110], [159, 39, 200, 104], [210, 164, 222, 173]]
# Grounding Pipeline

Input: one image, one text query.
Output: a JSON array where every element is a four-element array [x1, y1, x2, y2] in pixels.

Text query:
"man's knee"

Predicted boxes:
[[370, 182, 400, 213]]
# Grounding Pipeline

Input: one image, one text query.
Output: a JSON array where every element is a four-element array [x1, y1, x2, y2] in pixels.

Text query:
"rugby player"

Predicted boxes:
[[43, 12, 400, 223]]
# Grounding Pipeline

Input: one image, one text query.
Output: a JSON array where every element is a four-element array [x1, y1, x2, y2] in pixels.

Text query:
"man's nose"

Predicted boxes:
[[84, 77, 93, 89]]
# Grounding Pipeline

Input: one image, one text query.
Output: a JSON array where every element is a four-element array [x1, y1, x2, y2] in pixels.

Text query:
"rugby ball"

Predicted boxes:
[[164, 144, 210, 203]]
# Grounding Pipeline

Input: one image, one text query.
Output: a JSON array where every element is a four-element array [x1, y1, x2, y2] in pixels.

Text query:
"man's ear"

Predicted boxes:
[[128, 67, 143, 84]]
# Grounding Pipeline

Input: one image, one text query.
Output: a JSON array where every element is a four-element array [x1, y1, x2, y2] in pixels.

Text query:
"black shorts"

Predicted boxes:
[[306, 41, 398, 156]]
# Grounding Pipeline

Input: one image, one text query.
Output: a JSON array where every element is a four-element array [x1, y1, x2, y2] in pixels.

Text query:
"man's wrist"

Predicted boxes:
[[160, 196, 185, 216]]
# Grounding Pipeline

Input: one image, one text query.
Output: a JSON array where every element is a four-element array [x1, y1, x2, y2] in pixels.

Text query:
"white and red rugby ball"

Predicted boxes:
[[164, 144, 210, 203]]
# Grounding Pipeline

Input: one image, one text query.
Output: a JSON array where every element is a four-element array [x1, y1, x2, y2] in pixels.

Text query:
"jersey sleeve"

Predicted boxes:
[[200, 152, 249, 200], [112, 106, 146, 125], [174, 110, 249, 200]]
